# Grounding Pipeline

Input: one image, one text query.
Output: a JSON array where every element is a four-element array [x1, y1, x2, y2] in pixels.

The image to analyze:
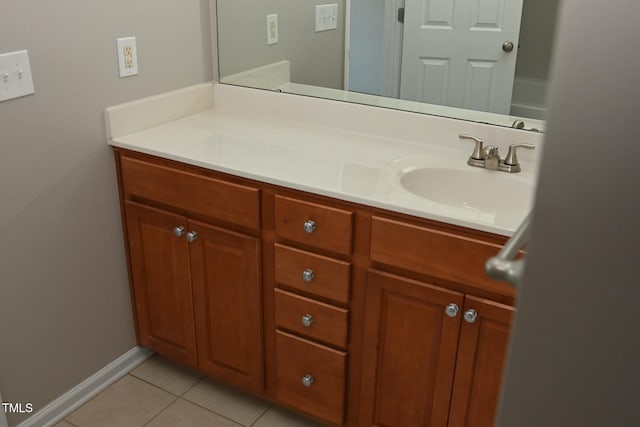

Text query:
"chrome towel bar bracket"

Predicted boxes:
[[486, 212, 532, 288]]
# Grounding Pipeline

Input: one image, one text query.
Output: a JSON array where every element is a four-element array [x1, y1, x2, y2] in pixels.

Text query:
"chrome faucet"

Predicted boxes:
[[458, 134, 535, 173]]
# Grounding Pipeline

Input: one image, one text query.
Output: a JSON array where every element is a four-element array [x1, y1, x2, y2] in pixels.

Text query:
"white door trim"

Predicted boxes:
[[382, 0, 404, 98], [343, 0, 351, 90]]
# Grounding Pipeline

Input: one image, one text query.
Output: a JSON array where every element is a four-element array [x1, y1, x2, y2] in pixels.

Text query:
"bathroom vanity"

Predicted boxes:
[[107, 82, 541, 426]]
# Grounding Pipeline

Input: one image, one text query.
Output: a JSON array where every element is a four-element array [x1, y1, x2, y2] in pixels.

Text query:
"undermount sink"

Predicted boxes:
[[400, 168, 533, 219]]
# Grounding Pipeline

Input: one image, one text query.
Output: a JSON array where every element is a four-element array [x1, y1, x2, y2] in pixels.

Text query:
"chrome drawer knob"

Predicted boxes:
[[186, 231, 199, 243], [302, 374, 314, 388], [464, 309, 478, 324], [301, 314, 314, 328], [445, 303, 459, 318], [302, 269, 315, 282], [173, 226, 185, 237], [303, 220, 317, 234]]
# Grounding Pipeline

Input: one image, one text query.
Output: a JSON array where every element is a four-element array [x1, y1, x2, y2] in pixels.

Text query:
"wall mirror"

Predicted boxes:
[[216, 0, 559, 131]]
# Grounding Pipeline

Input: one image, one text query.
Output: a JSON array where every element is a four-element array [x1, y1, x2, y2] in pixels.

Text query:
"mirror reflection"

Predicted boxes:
[[217, 0, 559, 131]]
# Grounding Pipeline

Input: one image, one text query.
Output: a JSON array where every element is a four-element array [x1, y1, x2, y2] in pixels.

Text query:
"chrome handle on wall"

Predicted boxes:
[[486, 212, 532, 288]]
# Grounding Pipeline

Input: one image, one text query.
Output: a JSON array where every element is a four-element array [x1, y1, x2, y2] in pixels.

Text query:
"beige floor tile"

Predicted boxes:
[[183, 379, 270, 426], [53, 421, 75, 427], [130, 354, 202, 396], [253, 406, 328, 427], [67, 375, 175, 427], [146, 399, 242, 427]]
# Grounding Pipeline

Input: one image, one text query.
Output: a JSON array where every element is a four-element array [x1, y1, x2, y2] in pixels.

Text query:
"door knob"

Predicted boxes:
[[186, 231, 198, 243], [302, 269, 315, 282], [464, 309, 478, 323], [445, 303, 459, 318], [302, 374, 314, 388], [303, 220, 317, 234], [502, 41, 515, 52], [173, 226, 185, 237], [301, 314, 314, 328]]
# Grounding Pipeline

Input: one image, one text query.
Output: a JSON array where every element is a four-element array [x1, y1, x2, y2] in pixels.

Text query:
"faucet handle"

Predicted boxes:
[[504, 143, 536, 166], [458, 134, 485, 161]]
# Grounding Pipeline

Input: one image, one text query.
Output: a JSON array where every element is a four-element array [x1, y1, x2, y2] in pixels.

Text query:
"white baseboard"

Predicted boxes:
[[15, 346, 152, 427]]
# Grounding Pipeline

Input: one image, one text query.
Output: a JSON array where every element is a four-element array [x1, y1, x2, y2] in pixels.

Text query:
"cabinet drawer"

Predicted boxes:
[[275, 288, 349, 348], [274, 244, 351, 305], [370, 216, 514, 297], [120, 156, 260, 230], [274, 195, 353, 255], [276, 331, 346, 425]]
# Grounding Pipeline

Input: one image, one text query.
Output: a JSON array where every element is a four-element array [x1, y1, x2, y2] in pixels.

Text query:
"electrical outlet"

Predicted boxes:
[[117, 37, 138, 77], [266, 14, 279, 45]]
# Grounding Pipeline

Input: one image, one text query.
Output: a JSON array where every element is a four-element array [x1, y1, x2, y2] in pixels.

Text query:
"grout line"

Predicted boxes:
[[141, 395, 179, 427], [249, 404, 274, 426], [178, 397, 246, 426]]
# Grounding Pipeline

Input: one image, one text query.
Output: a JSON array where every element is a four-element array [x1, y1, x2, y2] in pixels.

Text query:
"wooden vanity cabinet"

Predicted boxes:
[[115, 148, 515, 427], [361, 216, 515, 427], [117, 151, 264, 393]]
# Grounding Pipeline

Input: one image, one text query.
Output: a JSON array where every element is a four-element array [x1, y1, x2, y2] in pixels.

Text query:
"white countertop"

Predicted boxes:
[[107, 83, 543, 236]]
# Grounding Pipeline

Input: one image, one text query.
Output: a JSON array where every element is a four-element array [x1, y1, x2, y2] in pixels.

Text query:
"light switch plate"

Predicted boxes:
[[315, 4, 338, 32], [0, 50, 35, 102]]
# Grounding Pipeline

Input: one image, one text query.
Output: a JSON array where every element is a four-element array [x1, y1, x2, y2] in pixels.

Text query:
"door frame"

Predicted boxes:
[[343, 0, 351, 90], [381, 0, 404, 98]]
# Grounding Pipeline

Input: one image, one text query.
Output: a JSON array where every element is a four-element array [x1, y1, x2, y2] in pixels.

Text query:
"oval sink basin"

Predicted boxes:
[[400, 168, 533, 219]]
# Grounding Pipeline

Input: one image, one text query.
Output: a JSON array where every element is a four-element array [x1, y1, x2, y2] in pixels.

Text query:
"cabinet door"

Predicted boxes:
[[125, 201, 197, 367], [189, 220, 264, 393], [448, 296, 514, 427], [360, 270, 464, 427]]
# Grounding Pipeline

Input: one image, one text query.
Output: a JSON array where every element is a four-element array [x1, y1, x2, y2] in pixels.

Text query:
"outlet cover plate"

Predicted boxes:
[[266, 14, 279, 45], [117, 37, 138, 77]]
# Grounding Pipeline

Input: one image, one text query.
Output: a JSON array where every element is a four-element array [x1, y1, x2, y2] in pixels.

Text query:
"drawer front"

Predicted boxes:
[[370, 216, 514, 297], [274, 195, 353, 255], [274, 244, 351, 305], [276, 331, 346, 426], [120, 156, 260, 230], [275, 288, 349, 348]]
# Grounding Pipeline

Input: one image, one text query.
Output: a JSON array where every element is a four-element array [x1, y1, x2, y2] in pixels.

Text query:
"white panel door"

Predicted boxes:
[[400, 0, 524, 113]]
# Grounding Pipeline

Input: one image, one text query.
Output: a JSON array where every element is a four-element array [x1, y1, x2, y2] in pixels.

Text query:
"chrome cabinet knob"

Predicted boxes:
[[302, 374, 314, 388], [445, 303, 459, 318], [464, 309, 478, 324], [302, 269, 315, 282], [173, 226, 185, 237], [301, 314, 314, 328], [303, 220, 317, 234], [186, 231, 198, 243], [502, 41, 515, 52]]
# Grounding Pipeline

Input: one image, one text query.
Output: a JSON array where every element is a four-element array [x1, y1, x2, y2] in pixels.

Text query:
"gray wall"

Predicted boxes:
[[516, 0, 560, 80], [217, 0, 345, 89], [498, 0, 640, 425], [0, 1, 212, 425]]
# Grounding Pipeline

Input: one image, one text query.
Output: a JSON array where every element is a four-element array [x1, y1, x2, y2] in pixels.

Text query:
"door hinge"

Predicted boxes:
[[397, 7, 405, 24]]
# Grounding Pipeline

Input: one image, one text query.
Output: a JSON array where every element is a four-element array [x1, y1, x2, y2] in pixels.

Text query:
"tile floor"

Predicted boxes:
[[55, 355, 327, 427]]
